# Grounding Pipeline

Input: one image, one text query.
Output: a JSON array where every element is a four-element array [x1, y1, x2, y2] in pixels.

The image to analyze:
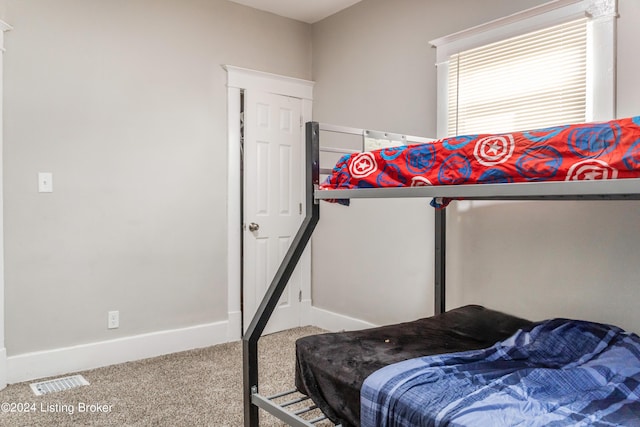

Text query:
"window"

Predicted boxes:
[[448, 18, 587, 136], [430, 0, 617, 138]]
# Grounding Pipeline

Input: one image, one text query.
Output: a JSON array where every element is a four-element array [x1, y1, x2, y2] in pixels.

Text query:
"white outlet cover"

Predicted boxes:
[[108, 311, 119, 329], [38, 172, 53, 193]]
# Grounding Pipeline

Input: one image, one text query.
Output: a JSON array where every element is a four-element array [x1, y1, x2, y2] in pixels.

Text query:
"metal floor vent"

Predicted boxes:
[[30, 375, 90, 396]]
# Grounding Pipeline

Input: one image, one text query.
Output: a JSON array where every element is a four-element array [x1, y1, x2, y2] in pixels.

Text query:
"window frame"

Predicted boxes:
[[429, 0, 617, 138]]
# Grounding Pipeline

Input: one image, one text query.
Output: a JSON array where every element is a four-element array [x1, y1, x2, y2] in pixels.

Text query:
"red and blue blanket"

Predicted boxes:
[[322, 116, 640, 205]]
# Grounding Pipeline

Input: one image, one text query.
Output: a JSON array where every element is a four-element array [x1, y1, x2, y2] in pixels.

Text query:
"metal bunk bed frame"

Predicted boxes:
[[243, 121, 640, 427]]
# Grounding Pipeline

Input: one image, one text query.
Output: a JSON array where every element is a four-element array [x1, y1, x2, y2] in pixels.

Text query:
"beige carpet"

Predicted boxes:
[[0, 326, 329, 426]]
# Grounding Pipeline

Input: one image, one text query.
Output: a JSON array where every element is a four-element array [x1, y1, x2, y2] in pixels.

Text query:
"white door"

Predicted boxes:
[[243, 90, 303, 335]]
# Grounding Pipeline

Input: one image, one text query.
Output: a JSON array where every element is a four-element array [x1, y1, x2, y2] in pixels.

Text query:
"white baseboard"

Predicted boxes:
[[310, 306, 377, 332], [6, 309, 373, 385], [7, 320, 230, 385]]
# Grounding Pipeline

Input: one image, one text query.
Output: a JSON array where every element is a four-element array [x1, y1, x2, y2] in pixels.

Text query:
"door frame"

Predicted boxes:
[[223, 65, 314, 340], [0, 20, 12, 391]]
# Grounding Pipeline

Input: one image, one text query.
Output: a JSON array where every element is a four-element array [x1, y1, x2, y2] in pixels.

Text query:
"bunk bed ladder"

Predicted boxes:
[[252, 389, 341, 427], [243, 121, 321, 427]]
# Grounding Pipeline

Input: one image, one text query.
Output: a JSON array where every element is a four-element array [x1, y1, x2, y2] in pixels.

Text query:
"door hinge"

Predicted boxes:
[[298, 290, 302, 302], [299, 203, 303, 215]]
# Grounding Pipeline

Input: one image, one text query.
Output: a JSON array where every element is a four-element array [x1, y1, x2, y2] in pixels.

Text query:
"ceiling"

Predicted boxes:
[[227, 0, 363, 24]]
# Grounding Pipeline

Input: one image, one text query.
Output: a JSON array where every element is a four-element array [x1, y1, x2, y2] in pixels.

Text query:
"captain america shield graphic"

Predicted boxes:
[[411, 176, 433, 186], [474, 134, 515, 166], [348, 152, 377, 178], [566, 159, 618, 181]]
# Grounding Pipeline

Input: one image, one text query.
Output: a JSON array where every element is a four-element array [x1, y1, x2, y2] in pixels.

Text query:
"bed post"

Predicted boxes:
[[434, 206, 446, 315], [243, 122, 320, 427]]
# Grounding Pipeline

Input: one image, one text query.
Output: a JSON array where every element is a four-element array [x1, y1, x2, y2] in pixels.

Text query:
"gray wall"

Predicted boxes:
[[4, 0, 640, 361], [311, 0, 640, 332], [3, 0, 311, 355]]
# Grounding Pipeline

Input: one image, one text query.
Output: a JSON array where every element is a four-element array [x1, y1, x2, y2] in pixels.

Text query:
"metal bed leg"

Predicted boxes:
[[434, 206, 446, 315], [243, 338, 259, 426], [243, 122, 320, 427]]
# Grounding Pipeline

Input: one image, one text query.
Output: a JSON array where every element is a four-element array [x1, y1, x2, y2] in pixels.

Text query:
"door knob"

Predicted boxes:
[[248, 222, 260, 232]]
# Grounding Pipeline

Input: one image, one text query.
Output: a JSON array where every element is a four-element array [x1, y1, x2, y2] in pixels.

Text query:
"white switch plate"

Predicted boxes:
[[38, 173, 53, 193]]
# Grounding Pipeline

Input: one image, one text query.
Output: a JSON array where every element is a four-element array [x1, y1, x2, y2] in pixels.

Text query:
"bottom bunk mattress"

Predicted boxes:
[[294, 305, 532, 427], [361, 317, 640, 427]]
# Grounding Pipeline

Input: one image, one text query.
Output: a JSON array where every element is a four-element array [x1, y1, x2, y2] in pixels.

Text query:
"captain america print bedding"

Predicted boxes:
[[321, 116, 640, 202]]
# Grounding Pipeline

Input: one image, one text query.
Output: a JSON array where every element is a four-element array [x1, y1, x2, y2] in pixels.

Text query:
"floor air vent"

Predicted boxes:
[[30, 375, 90, 396]]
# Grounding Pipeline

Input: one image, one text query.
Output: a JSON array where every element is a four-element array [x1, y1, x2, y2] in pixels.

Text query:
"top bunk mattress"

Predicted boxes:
[[320, 116, 640, 203]]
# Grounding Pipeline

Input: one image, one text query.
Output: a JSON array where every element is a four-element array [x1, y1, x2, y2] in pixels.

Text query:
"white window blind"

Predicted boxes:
[[447, 18, 587, 136]]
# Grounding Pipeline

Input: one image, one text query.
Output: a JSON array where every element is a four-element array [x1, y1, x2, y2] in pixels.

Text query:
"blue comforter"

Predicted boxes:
[[361, 319, 640, 426]]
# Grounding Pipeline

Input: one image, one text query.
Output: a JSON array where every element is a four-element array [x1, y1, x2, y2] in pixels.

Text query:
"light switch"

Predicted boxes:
[[38, 172, 53, 193]]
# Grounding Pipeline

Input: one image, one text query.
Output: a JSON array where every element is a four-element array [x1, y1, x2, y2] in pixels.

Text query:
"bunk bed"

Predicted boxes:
[[242, 117, 640, 427]]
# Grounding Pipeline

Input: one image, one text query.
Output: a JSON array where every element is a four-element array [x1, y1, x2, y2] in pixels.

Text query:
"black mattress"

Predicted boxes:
[[294, 305, 532, 427]]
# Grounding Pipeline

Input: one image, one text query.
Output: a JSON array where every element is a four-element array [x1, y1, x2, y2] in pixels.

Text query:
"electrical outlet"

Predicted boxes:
[[38, 172, 53, 193], [108, 311, 119, 329]]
